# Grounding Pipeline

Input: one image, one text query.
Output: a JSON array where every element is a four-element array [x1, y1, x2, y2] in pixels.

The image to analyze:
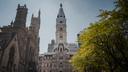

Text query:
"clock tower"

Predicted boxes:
[[56, 3, 67, 44]]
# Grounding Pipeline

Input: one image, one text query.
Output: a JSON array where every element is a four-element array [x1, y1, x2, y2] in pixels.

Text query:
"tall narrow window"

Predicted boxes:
[[60, 48, 62, 52]]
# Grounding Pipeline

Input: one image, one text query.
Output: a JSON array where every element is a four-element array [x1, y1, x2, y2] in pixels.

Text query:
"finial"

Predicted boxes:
[[60, 3, 62, 8], [38, 9, 41, 18], [38, 9, 41, 15], [18, 4, 20, 8], [24, 4, 26, 8], [32, 14, 34, 18]]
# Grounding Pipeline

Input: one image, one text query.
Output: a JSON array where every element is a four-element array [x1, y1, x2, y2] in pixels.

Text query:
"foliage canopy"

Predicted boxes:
[[71, 0, 128, 72]]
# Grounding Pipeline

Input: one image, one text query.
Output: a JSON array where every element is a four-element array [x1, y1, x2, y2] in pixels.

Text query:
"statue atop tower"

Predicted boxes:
[[57, 3, 65, 18]]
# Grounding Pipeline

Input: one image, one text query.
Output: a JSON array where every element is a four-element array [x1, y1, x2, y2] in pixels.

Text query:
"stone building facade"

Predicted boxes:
[[39, 4, 78, 72], [0, 4, 40, 72]]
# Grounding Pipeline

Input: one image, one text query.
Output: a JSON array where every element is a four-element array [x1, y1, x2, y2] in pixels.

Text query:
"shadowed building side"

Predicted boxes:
[[13, 4, 28, 28]]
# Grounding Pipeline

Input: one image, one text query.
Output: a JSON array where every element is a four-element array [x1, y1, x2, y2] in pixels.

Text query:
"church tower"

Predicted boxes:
[[13, 4, 28, 28], [30, 10, 41, 36], [56, 3, 67, 44]]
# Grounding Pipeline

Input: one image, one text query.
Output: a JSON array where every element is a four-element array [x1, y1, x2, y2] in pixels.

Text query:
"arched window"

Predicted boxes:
[[58, 43, 64, 52], [60, 48, 62, 52]]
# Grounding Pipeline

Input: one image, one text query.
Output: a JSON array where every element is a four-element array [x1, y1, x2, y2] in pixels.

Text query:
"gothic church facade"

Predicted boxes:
[[0, 4, 40, 72]]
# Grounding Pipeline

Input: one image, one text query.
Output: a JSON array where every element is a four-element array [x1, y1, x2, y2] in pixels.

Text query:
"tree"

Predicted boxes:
[[71, 0, 128, 72]]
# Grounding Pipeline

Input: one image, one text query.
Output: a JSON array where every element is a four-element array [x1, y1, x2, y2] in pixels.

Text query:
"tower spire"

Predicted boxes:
[[38, 9, 41, 18], [38, 9, 41, 25]]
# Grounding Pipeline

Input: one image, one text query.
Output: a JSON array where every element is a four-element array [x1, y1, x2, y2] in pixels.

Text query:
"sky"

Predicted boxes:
[[0, 0, 115, 54]]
